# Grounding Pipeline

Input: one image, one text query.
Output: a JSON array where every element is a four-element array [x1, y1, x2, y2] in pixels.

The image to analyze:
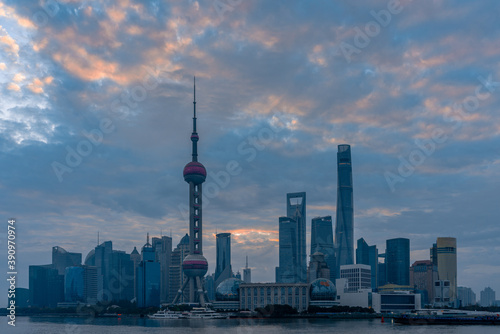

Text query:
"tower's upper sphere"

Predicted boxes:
[[182, 254, 208, 277], [183, 161, 206, 184]]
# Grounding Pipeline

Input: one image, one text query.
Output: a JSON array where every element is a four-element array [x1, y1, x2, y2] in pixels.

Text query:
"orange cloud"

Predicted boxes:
[[0, 62, 5, 70], [0, 33, 20, 57], [7, 82, 20, 91]]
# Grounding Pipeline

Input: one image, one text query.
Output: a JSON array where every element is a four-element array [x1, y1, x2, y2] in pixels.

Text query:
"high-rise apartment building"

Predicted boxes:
[[311, 216, 336, 282], [480, 287, 496, 307], [458, 286, 476, 307], [386, 238, 410, 286], [356, 238, 378, 290], [335, 144, 354, 277]]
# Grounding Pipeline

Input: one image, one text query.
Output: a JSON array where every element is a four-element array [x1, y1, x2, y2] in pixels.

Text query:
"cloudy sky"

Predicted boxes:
[[1, 0, 500, 305]]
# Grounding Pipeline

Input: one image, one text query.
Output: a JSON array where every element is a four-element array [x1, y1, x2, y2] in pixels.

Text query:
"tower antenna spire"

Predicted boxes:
[[246, 255, 248, 269], [191, 76, 198, 162]]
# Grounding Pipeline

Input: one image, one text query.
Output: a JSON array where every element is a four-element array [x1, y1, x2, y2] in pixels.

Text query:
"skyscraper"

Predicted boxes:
[[152, 236, 172, 303], [356, 238, 378, 290], [480, 287, 496, 307], [410, 260, 437, 305], [137, 234, 161, 307], [335, 144, 354, 277], [386, 238, 410, 286], [173, 78, 209, 305], [52, 246, 82, 275], [94, 241, 113, 302], [311, 216, 336, 282], [243, 256, 251, 283], [436, 237, 457, 305], [215, 232, 232, 288], [29, 265, 64, 307], [276, 192, 307, 283], [307, 252, 331, 283], [276, 217, 297, 283], [458, 286, 476, 307], [169, 234, 190, 303]]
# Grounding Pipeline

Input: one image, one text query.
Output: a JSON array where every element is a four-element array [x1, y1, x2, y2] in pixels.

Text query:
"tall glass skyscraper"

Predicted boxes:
[[215, 232, 232, 288], [276, 192, 307, 283], [356, 238, 378, 289], [335, 144, 354, 277], [386, 238, 410, 286], [311, 216, 336, 282]]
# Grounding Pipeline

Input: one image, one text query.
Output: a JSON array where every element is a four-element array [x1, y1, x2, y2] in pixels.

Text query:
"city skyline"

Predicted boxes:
[[2, 0, 500, 307]]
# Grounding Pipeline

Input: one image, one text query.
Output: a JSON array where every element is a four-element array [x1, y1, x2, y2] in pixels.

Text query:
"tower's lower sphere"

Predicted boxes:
[[182, 254, 208, 277], [183, 161, 207, 184]]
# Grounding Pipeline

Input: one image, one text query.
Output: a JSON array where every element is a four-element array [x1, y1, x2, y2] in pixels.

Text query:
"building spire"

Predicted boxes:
[[191, 76, 198, 162], [147, 232, 150, 246], [246, 255, 248, 269]]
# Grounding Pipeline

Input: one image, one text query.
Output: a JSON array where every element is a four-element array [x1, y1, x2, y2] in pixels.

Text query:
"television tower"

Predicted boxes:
[[172, 77, 209, 305]]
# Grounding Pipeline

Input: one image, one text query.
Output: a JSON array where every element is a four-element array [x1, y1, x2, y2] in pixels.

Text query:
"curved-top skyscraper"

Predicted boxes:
[[335, 144, 354, 278], [172, 78, 209, 306]]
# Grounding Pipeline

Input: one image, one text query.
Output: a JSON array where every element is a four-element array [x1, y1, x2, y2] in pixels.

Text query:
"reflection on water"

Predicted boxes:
[[1, 316, 500, 334]]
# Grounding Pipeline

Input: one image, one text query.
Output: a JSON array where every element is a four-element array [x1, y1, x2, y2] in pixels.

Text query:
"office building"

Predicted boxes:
[[480, 287, 496, 307], [434, 280, 450, 305], [172, 79, 209, 305], [240, 283, 310, 312], [377, 261, 387, 288], [335, 144, 354, 277], [311, 216, 336, 281], [137, 235, 161, 307], [410, 260, 437, 305], [356, 238, 378, 290], [457, 286, 476, 307], [339, 264, 371, 292], [276, 192, 307, 283], [243, 255, 251, 283], [152, 236, 172, 303], [215, 232, 233, 288], [436, 237, 457, 305], [386, 238, 410, 286], [64, 265, 98, 304], [205, 273, 216, 302], [111, 250, 134, 301], [130, 247, 141, 301], [307, 252, 331, 282], [169, 234, 190, 303], [52, 246, 82, 275], [29, 265, 64, 308]]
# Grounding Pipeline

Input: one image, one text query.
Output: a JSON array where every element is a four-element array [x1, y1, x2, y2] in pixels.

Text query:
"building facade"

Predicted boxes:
[[152, 236, 172, 303], [339, 264, 371, 292], [386, 238, 410, 286], [239, 283, 310, 312], [480, 287, 496, 307], [436, 237, 457, 305], [356, 238, 378, 290], [137, 236, 161, 307], [335, 144, 354, 277], [52, 246, 82, 275], [311, 216, 336, 281], [276, 216, 297, 283], [169, 234, 190, 303], [29, 265, 64, 308], [243, 256, 251, 283], [457, 286, 476, 307], [307, 252, 331, 283], [215, 232, 232, 288], [410, 260, 437, 305]]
